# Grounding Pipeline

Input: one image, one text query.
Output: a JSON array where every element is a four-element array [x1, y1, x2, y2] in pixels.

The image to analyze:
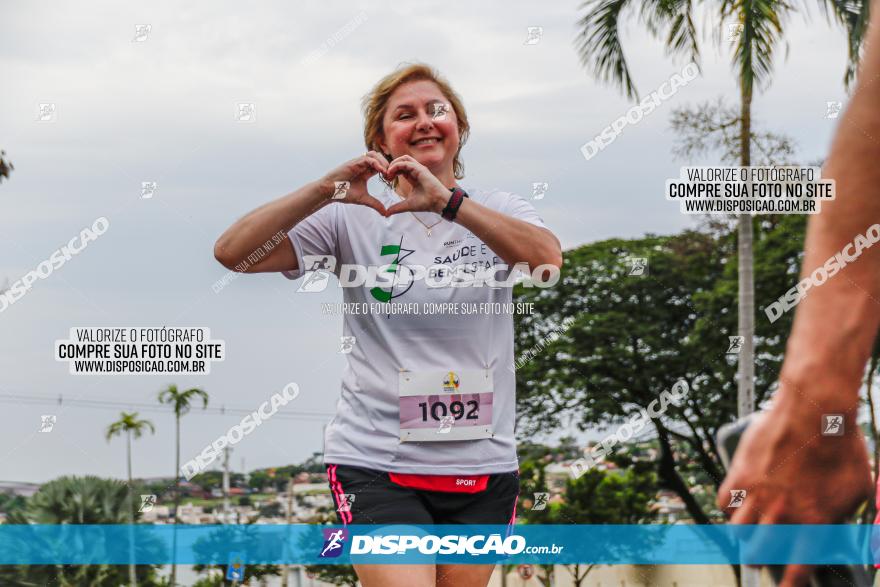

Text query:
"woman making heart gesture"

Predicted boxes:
[[214, 62, 562, 587]]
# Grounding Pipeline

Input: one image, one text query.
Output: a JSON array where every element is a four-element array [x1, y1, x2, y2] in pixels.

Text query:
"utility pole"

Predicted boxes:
[[281, 476, 301, 587], [222, 446, 231, 524]]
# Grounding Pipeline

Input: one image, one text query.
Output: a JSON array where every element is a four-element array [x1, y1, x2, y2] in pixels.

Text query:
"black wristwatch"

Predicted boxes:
[[441, 187, 468, 221]]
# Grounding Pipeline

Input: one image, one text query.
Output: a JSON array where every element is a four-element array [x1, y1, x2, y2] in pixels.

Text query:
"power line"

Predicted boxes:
[[0, 393, 334, 421]]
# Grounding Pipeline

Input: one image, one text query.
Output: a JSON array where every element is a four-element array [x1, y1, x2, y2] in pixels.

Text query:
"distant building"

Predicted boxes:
[[543, 463, 572, 495], [177, 503, 214, 524], [0, 481, 39, 497], [140, 505, 171, 523], [651, 490, 687, 523], [179, 481, 211, 499], [293, 482, 329, 494]]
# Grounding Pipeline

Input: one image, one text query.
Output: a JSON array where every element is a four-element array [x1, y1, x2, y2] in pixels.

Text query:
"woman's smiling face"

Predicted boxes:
[[379, 79, 459, 174]]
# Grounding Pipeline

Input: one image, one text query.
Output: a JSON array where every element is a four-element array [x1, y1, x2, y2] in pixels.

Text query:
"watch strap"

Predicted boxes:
[[441, 187, 468, 221]]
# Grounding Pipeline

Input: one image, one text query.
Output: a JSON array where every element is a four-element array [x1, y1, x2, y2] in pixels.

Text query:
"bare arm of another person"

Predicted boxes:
[[213, 152, 390, 273], [718, 5, 880, 585]]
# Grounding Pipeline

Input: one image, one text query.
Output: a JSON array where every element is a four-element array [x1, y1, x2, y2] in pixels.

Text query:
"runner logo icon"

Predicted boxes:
[[320, 528, 348, 558]]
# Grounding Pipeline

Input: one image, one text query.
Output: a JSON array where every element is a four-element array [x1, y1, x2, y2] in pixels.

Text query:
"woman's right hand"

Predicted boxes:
[[319, 151, 390, 216]]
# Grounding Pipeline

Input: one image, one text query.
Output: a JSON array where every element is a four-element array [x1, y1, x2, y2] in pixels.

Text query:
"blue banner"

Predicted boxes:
[[0, 524, 877, 565]]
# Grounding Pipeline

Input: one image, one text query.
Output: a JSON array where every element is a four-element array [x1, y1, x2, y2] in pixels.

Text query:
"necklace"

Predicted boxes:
[[409, 212, 443, 237], [392, 186, 443, 237]]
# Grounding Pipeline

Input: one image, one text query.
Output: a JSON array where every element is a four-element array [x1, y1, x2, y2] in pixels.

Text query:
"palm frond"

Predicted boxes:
[[576, 0, 702, 100], [818, 0, 871, 87], [106, 411, 155, 440], [158, 384, 209, 416], [721, 0, 793, 95], [642, 0, 702, 67], [575, 0, 641, 99]]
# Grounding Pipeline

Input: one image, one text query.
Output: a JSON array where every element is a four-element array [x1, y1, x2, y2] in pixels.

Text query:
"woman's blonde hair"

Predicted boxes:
[[361, 62, 469, 188]]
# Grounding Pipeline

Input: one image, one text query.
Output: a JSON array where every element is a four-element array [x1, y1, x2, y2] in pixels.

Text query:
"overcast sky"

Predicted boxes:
[[0, 0, 856, 483]]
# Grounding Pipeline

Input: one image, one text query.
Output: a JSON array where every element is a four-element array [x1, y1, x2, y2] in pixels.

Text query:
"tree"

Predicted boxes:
[[518, 444, 658, 587], [158, 384, 209, 587], [191, 471, 227, 493], [516, 231, 725, 523], [860, 336, 880, 525], [513, 218, 809, 579], [0, 150, 13, 183], [248, 470, 272, 492], [0, 476, 164, 586], [302, 565, 359, 587], [0, 492, 26, 515], [556, 466, 657, 587], [258, 501, 283, 518], [107, 412, 156, 587], [670, 98, 796, 170], [297, 512, 359, 587], [300, 451, 326, 473], [573, 6, 871, 534], [191, 523, 282, 586]]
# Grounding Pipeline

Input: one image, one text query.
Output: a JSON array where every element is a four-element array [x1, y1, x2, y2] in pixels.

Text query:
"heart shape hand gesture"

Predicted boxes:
[[320, 153, 450, 217]]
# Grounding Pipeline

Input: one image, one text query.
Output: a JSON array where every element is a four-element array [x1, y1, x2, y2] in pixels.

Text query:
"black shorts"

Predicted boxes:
[[326, 463, 520, 526]]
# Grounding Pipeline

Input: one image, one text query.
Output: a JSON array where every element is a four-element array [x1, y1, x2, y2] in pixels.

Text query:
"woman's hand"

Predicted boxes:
[[384, 155, 451, 216], [319, 151, 389, 216]]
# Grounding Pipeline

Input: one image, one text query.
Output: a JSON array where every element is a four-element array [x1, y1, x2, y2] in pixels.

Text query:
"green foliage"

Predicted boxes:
[[192, 574, 225, 587], [248, 470, 272, 491], [106, 411, 155, 441], [137, 478, 175, 500], [514, 231, 726, 437], [0, 476, 164, 586], [555, 467, 657, 524], [246, 453, 325, 492], [7, 475, 134, 525], [513, 218, 807, 523], [303, 564, 360, 586], [157, 384, 209, 416], [519, 454, 657, 526], [191, 524, 281, 584], [300, 451, 326, 473], [574, 0, 867, 98], [258, 501, 283, 518], [191, 471, 244, 493], [0, 491, 26, 514], [516, 448, 657, 587]]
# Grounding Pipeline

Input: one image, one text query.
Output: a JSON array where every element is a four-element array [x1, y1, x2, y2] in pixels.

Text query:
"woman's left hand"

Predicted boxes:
[[383, 155, 450, 216]]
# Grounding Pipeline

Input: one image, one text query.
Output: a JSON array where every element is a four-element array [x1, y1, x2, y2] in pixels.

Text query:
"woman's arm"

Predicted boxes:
[[440, 196, 563, 273], [214, 151, 391, 274], [381, 155, 563, 272], [213, 179, 333, 274]]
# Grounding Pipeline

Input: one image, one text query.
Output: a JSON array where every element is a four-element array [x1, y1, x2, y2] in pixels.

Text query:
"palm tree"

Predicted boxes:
[[574, 0, 869, 452], [1, 476, 165, 586], [575, 3, 869, 585], [158, 384, 209, 587], [106, 412, 156, 587], [9, 475, 131, 525]]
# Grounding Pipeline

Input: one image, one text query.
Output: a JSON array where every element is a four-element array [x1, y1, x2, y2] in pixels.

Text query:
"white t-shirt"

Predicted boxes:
[[282, 182, 550, 474]]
